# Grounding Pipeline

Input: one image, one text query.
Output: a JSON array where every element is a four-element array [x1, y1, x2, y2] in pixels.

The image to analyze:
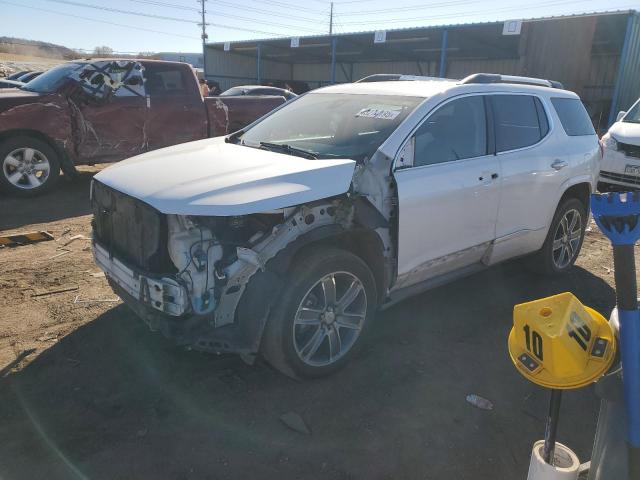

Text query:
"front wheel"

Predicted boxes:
[[529, 197, 587, 275], [261, 247, 377, 379], [0, 136, 60, 196]]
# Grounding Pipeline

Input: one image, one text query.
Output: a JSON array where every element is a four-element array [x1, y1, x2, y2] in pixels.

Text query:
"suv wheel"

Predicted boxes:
[[261, 247, 377, 379], [0, 136, 60, 196], [530, 197, 586, 275]]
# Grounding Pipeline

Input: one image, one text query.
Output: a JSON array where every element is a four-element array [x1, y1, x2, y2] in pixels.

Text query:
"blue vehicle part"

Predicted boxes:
[[591, 192, 640, 246], [619, 308, 640, 448], [591, 191, 640, 477]]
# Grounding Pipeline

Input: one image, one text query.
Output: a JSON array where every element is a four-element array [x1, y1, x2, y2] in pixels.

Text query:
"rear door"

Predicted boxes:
[[143, 63, 207, 150], [490, 94, 570, 260], [393, 95, 501, 289]]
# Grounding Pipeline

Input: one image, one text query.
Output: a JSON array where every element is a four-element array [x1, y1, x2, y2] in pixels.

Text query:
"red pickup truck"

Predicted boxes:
[[0, 59, 285, 196]]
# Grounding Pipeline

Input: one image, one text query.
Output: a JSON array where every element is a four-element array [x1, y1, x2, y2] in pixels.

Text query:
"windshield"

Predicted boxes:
[[623, 99, 640, 124], [240, 92, 423, 162], [21, 62, 85, 93]]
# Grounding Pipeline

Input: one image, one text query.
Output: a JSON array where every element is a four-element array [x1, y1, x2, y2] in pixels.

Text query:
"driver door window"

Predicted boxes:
[[73, 61, 147, 161], [393, 95, 500, 289], [413, 95, 487, 166]]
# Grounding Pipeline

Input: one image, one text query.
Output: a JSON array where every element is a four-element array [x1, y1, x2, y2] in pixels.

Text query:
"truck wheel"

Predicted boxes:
[[529, 197, 587, 275], [261, 247, 377, 379], [0, 136, 60, 196]]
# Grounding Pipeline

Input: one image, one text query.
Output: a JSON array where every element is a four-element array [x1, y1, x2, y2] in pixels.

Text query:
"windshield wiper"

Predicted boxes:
[[259, 141, 318, 160]]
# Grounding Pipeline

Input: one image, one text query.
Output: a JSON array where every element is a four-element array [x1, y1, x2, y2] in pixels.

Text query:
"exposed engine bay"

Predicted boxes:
[[91, 175, 393, 354]]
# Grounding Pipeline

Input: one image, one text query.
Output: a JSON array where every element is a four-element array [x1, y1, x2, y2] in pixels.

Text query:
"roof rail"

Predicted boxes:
[[460, 73, 564, 89], [355, 74, 450, 83]]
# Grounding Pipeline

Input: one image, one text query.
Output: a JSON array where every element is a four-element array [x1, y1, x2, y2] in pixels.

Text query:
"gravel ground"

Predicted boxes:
[[0, 170, 636, 479]]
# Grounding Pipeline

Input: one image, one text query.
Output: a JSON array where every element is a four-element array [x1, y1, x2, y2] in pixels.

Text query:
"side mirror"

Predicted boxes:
[[396, 137, 415, 169], [617, 110, 626, 122]]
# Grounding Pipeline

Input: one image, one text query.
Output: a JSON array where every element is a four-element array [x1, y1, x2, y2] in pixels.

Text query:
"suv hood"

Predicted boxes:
[[609, 121, 640, 146], [94, 137, 357, 216]]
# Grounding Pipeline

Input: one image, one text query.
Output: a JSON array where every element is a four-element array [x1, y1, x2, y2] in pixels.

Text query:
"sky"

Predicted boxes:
[[1, 0, 639, 54]]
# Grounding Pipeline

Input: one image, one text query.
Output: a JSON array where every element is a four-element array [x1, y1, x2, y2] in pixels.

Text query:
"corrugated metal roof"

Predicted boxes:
[[206, 9, 636, 47]]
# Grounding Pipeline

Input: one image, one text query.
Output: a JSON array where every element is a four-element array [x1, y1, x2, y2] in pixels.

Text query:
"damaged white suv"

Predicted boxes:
[[92, 74, 600, 378]]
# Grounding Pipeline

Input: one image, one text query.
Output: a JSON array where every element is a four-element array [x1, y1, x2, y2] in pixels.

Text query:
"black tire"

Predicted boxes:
[[529, 197, 587, 275], [261, 246, 377, 379], [0, 136, 61, 197]]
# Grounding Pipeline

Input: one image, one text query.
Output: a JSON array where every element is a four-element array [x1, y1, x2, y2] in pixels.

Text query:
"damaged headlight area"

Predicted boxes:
[[92, 178, 351, 353], [166, 212, 284, 315]]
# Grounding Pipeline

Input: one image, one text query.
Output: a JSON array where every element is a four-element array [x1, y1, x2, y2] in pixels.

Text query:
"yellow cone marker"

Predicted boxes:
[[509, 293, 617, 476], [508, 292, 616, 390]]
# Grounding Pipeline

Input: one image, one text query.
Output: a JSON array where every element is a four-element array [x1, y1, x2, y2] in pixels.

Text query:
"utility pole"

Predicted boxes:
[[198, 0, 208, 78], [329, 1, 333, 35]]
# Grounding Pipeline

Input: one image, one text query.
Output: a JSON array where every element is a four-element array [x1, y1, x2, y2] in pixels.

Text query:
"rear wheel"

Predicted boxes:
[[0, 136, 60, 196], [529, 197, 587, 275], [261, 247, 377, 379]]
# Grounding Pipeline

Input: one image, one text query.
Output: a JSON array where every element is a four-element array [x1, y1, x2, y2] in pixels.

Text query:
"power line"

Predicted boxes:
[[207, 12, 327, 33], [4, 0, 290, 40], [337, 0, 487, 16], [245, 0, 328, 14], [204, 0, 325, 23], [128, 0, 326, 24], [339, 0, 606, 25], [42, 0, 199, 24], [42, 0, 325, 34], [1, 0, 200, 39], [127, 0, 199, 12]]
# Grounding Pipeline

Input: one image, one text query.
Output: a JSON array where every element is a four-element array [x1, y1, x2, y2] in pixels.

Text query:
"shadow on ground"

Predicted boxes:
[[0, 169, 98, 231], [0, 262, 615, 480]]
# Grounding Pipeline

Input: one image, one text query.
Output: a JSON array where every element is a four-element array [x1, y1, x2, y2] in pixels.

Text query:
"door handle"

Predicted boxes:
[[551, 159, 568, 170]]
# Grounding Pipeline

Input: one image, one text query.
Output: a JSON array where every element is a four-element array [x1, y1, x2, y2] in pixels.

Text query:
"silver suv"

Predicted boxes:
[[92, 74, 600, 378]]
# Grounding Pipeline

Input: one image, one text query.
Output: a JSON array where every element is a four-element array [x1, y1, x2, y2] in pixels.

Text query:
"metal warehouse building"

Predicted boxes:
[[205, 10, 640, 130]]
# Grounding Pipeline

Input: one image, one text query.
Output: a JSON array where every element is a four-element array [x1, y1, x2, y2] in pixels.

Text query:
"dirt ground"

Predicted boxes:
[[0, 170, 636, 479]]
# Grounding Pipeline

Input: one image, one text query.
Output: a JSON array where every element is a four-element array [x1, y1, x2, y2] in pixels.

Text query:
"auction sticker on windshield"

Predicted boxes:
[[355, 105, 403, 120]]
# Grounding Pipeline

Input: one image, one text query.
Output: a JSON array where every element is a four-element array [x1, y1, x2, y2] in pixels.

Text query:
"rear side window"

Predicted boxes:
[[144, 65, 187, 96], [491, 95, 547, 152], [413, 96, 487, 166], [551, 98, 595, 136]]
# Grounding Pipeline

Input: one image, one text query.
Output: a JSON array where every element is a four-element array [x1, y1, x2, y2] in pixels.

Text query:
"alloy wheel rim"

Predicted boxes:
[[292, 271, 367, 367], [552, 208, 582, 269], [2, 147, 50, 190]]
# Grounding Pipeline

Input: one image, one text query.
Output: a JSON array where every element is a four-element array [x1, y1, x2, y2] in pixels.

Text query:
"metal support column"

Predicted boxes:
[[439, 29, 449, 78], [331, 37, 337, 84], [609, 14, 634, 126], [257, 43, 262, 84]]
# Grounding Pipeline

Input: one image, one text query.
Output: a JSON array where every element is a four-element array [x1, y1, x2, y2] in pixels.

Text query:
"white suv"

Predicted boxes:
[[600, 97, 640, 190], [91, 73, 600, 378]]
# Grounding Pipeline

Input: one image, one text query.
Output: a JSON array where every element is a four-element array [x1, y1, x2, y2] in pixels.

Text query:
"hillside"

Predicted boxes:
[[0, 37, 79, 60], [0, 37, 79, 77]]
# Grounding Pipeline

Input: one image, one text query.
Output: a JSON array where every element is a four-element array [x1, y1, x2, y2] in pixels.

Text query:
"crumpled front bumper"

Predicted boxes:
[[93, 241, 189, 316], [94, 240, 254, 354]]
